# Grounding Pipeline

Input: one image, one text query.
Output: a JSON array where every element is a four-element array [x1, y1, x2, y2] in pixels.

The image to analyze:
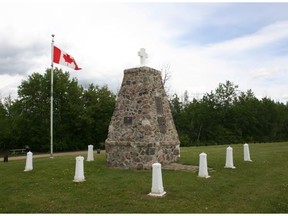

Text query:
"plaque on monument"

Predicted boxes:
[[155, 97, 163, 114], [157, 117, 166, 133], [124, 117, 132, 125]]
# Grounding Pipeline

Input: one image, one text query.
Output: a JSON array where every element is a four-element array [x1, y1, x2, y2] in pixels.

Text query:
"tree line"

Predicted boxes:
[[170, 80, 288, 146], [1, 70, 288, 153], [0, 68, 116, 152]]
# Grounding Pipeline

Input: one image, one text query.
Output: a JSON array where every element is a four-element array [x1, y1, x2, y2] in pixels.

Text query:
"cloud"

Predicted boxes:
[[0, 42, 46, 76], [0, 74, 23, 99], [173, 19, 288, 102], [0, 1, 179, 95], [1, 1, 288, 103], [204, 21, 288, 55]]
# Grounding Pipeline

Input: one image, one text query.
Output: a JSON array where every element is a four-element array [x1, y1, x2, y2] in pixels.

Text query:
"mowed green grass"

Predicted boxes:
[[0, 142, 287, 213]]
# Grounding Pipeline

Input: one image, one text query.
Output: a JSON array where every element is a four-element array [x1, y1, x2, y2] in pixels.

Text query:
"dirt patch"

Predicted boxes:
[[162, 163, 199, 172], [1, 151, 90, 161]]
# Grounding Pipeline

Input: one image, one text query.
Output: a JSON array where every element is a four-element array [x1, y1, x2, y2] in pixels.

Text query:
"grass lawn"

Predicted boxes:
[[0, 142, 288, 213]]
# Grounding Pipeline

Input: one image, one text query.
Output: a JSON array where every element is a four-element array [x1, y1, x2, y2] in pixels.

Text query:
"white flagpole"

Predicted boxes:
[[50, 34, 55, 159]]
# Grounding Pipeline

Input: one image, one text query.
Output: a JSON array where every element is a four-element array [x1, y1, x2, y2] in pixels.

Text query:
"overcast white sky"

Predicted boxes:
[[1, 1, 288, 103]]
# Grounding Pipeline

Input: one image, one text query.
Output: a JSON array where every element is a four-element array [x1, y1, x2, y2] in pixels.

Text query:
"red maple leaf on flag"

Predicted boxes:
[[63, 53, 74, 64]]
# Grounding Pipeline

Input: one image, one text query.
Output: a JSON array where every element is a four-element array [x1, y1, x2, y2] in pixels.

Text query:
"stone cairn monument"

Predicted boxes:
[[105, 48, 180, 169]]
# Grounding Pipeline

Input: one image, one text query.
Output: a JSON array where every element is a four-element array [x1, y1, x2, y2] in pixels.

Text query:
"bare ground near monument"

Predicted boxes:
[[5, 150, 87, 161]]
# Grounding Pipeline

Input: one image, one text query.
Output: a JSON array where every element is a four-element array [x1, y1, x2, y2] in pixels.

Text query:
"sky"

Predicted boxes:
[[1, 1, 288, 103]]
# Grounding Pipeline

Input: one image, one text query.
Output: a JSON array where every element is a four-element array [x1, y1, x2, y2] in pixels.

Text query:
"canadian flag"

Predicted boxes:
[[53, 45, 81, 70]]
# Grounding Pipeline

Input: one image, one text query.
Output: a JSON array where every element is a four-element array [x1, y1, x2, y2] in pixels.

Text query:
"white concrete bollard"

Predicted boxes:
[[224, 146, 236, 169], [24, 151, 33, 172], [73, 156, 85, 182], [148, 162, 166, 197], [87, 144, 94, 161], [244, 143, 252, 162], [198, 152, 210, 178]]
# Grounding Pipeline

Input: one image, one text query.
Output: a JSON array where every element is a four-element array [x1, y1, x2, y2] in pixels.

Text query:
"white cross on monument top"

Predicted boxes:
[[138, 48, 148, 66]]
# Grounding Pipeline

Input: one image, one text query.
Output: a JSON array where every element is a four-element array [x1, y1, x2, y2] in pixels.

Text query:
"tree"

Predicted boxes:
[[82, 84, 116, 148], [16, 68, 85, 151], [0, 99, 9, 151], [17, 72, 50, 151], [199, 81, 240, 144], [169, 94, 189, 145], [233, 89, 260, 142], [172, 80, 288, 146], [160, 64, 172, 97], [1, 68, 116, 152], [51, 69, 85, 151], [3, 75, 288, 152]]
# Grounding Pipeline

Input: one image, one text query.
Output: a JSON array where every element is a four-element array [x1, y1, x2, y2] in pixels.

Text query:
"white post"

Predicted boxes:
[[87, 145, 94, 161], [148, 162, 166, 197], [244, 143, 252, 162], [50, 34, 55, 159], [73, 156, 85, 182], [24, 151, 33, 172], [224, 146, 236, 169], [198, 152, 210, 178]]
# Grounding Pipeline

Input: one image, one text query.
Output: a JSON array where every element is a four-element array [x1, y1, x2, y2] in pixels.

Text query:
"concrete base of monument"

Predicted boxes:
[[105, 142, 180, 170], [148, 191, 167, 197]]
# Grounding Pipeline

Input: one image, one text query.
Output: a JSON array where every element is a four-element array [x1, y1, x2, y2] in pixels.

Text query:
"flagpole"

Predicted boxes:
[[50, 34, 55, 159]]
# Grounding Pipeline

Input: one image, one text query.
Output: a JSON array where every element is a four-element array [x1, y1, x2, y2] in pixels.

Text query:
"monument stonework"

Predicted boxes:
[[105, 65, 180, 169]]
